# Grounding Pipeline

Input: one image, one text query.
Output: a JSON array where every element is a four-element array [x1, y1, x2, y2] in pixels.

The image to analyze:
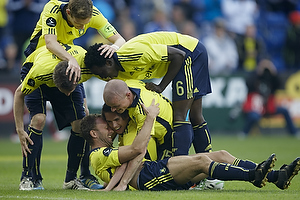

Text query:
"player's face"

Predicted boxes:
[[94, 118, 115, 146], [91, 65, 119, 81], [68, 15, 91, 29], [104, 112, 129, 134], [107, 96, 130, 114]]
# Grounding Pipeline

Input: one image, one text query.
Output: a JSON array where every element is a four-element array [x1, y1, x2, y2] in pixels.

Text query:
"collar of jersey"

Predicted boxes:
[[113, 53, 125, 72], [128, 87, 140, 108]]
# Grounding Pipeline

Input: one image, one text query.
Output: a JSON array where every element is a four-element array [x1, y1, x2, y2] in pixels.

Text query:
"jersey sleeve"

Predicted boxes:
[[41, 1, 60, 37], [90, 147, 120, 183], [89, 6, 118, 39]]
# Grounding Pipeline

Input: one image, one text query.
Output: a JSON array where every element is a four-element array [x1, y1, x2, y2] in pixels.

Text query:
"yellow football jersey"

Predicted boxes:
[[119, 119, 157, 161], [115, 31, 198, 81], [90, 147, 120, 184], [21, 44, 100, 95], [125, 80, 173, 146], [28, 0, 118, 51]]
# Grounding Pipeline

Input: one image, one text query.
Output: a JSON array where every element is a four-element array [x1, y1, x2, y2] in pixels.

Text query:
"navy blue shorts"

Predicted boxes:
[[172, 42, 211, 101], [24, 84, 86, 130], [138, 158, 193, 191]]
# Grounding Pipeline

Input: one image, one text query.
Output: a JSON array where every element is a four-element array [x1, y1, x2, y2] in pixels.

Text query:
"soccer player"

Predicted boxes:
[[80, 108, 300, 191], [102, 79, 174, 160], [14, 44, 102, 190], [25, 0, 125, 82], [102, 104, 159, 161], [20, 0, 125, 190], [84, 31, 212, 158]]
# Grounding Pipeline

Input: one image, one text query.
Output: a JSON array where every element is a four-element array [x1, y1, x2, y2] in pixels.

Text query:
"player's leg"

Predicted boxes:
[[169, 153, 276, 188], [189, 97, 212, 153], [172, 99, 194, 156], [20, 89, 47, 190]]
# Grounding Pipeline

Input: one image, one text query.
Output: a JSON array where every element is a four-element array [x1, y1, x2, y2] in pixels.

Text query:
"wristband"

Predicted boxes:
[[111, 44, 119, 50]]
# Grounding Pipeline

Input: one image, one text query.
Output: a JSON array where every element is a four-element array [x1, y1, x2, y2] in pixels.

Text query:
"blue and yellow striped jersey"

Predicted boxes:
[[21, 44, 100, 95], [115, 31, 198, 80], [119, 119, 158, 161], [90, 147, 120, 184], [29, 0, 118, 51], [125, 80, 173, 146]]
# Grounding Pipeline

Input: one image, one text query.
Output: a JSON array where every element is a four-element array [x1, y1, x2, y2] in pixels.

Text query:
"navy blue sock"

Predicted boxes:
[[232, 158, 257, 169], [32, 132, 43, 181], [65, 130, 85, 182], [192, 122, 212, 153], [173, 121, 193, 156], [80, 141, 91, 177], [209, 161, 255, 181], [21, 126, 42, 180]]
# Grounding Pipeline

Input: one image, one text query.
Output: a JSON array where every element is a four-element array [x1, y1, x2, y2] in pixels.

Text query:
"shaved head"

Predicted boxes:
[[103, 79, 133, 113], [103, 79, 128, 104]]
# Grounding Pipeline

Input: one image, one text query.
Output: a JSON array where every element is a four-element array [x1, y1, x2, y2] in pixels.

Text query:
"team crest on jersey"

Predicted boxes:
[[78, 29, 84, 35], [46, 17, 56, 27], [27, 79, 35, 87], [103, 147, 112, 156], [160, 168, 166, 174]]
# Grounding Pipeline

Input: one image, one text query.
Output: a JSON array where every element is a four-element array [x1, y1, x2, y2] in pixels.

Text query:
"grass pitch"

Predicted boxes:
[[0, 134, 299, 200]]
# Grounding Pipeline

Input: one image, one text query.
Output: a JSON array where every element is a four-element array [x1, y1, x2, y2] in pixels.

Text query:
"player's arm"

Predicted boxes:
[[44, 34, 80, 83], [113, 100, 159, 191], [146, 46, 185, 93], [102, 163, 128, 191], [117, 99, 159, 164], [13, 84, 33, 157]]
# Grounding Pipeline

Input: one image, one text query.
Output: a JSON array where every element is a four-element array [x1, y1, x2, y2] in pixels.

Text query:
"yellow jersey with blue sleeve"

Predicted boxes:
[[21, 44, 99, 95], [125, 80, 173, 146], [90, 147, 120, 184], [115, 31, 198, 80], [25, 0, 118, 56], [119, 119, 157, 161]]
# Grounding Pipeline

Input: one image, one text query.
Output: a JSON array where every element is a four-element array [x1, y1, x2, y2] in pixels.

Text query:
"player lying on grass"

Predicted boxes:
[[80, 100, 300, 191]]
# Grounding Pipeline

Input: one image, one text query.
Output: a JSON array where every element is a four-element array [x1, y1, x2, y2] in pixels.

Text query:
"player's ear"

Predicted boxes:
[[105, 59, 113, 66], [90, 130, 98, 138], [66, 8, 71, 16]]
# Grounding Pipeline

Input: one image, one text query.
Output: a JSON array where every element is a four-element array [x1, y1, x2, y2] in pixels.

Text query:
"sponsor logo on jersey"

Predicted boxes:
[[46, 17, 56, 27], [27, 79, 35, 87]]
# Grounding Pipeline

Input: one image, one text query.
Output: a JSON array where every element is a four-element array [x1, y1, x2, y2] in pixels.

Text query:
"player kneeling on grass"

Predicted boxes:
[[80, 100, 300, 191]]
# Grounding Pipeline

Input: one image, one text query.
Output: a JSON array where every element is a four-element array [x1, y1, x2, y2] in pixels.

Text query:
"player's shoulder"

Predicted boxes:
[[43, 0, 64, 14]]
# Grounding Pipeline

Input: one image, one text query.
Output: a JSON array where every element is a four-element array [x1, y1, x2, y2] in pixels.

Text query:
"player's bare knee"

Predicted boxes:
[[31, 114, 46, 130], [193, 154, 211, 171]]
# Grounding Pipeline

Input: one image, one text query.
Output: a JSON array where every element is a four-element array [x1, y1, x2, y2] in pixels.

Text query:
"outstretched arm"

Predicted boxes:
[[146, 46, 185, 93], [13, 84, 33, 157]]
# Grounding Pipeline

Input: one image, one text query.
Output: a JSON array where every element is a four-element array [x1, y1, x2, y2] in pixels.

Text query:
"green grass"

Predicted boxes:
[[0, 134, 299, 200]]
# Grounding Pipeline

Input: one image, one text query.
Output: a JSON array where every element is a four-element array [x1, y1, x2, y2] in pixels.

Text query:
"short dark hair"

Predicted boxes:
[[68, 0, 93, 19], [102, 103, 129, 121], [84, 43, 107, 71], [53, 61, 77, 91], [80, 114, 102, 145]]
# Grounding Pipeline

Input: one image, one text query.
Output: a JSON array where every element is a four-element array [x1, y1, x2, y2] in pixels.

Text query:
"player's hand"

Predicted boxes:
[[113, 184, 127, 191], [17, 130, 33, 157], [141, 98, 160, 120], [66, 58, 81, 84], [98, 44, 119, 58], [145, 82, 163, 93]]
